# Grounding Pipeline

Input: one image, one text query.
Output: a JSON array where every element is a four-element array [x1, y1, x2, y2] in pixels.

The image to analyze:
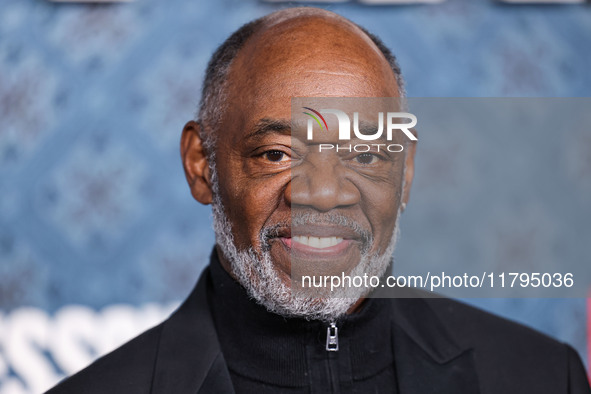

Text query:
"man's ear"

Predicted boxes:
[[401, 128, 417, 212], [181, 121, 213, 205]]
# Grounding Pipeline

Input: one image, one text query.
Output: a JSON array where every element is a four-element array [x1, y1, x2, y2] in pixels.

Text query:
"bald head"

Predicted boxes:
[[197, 8, 404, 152], [231, 10, 398, 99]]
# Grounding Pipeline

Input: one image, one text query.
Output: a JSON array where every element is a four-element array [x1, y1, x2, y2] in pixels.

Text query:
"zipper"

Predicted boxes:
[[325, 322, 339, 351]]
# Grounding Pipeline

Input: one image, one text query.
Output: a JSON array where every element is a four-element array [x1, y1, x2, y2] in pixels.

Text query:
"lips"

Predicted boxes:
[[274, 224, 363, 257], [280, 236, 353, 257], [265, 223, 366, 279]]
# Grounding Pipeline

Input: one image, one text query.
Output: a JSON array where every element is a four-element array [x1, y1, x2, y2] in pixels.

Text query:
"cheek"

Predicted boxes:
[[359, 171, 404, 248], [216, 156, 290, 250], [368, 189, 401, 235]]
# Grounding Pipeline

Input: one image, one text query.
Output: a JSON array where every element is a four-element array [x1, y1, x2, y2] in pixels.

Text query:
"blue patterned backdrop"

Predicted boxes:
[[1, 0, 590, 392]]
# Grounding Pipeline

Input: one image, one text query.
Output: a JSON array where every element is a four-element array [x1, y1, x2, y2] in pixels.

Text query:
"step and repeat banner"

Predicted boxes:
[[1, 0, 590, 392]]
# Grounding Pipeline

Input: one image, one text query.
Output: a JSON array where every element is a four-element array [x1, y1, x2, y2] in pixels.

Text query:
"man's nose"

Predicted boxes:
[[287, 156, 360, 212]]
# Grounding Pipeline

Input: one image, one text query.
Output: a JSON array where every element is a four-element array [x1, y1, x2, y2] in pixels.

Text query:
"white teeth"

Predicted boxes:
[[292, 236, 344, 249]]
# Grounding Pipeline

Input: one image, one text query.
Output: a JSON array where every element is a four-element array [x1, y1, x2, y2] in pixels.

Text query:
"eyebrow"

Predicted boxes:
[[244, 118, 292, 140]]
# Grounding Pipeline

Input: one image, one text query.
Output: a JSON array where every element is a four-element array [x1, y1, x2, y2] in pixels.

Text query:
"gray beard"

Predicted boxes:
[[210, 166, 401, 322]]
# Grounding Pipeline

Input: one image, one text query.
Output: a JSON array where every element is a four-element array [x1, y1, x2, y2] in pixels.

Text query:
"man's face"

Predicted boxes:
[[184, 14, 415, 319]]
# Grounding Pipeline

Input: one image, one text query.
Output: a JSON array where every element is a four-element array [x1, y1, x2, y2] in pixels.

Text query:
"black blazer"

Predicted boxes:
[[47, 267, 591, 393]]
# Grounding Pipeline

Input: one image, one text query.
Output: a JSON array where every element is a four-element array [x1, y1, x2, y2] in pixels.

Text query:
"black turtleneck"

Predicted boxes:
[[206, 250, 399, 393]]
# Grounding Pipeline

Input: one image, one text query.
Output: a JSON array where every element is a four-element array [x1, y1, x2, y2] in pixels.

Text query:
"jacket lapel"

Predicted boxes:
[[391, 296, 481, 394], [151, 268, 235, 394]]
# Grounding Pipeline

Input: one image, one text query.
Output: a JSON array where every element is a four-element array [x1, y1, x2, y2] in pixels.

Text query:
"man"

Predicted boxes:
[[47, 7, 590, 394]]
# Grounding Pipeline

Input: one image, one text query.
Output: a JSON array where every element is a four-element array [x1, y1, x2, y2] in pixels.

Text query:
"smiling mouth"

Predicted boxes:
[[265, 218, 372, 257], [278, 231, 356, 256], [292, 235, 344, 249], [279, 235, 353, 257]]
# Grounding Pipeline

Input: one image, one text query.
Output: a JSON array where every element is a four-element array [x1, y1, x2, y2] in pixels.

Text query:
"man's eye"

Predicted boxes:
[[263, 150, 288, 162], [354, 153, 379, 165]]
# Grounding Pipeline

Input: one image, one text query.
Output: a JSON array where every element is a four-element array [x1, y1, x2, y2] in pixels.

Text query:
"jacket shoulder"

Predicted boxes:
[[421, 296, 590, 392], [45, 323, 164, 394], [423, 297, 567, 353]]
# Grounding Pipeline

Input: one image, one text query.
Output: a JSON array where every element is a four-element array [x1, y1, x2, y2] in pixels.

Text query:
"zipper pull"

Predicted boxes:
[[326, 322, 339, 352]]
